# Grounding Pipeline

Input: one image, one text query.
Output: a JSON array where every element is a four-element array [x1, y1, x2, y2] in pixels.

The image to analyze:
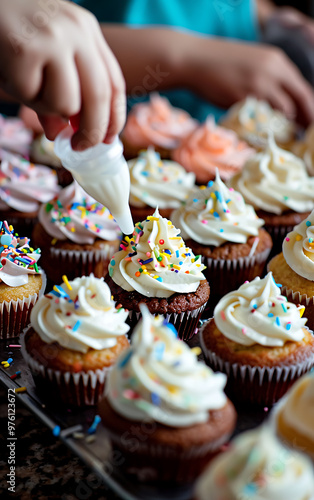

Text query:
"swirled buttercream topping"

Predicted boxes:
[[0, 221, 41, 287], [230, 136, 314, 215], [172, 169, 264, 246], [283, 210, 314, 280], [0, 114, 32, 155], [196, 426, 314, 500], [107, 305, 227, 427], [38, 181, 121, 244], [30, 275, 130, 353], [221, 97, 295, 146], [172, 117, 255, 183], [293, 124, 314, 176], [122, 93, 198, 150], [0, 149, 60, 213], [129, 147, 195, 208], [108, 208, 206, 298], [214, 272, 306, 347], [31, 135, 62, 168]]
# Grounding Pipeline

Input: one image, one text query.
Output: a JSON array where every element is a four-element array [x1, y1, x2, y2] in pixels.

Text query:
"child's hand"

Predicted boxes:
[[0, 0, 126, 150]]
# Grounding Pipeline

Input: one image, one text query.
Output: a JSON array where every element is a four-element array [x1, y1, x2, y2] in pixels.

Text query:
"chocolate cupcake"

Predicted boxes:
[[200, 272, 314, 407], [106, 208, 210, 340], [99, 305, 236, 483]]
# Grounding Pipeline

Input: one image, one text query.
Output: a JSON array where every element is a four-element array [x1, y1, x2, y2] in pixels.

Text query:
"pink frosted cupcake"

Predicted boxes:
[[0, 148, 60, 235], [0, 114, 32, 156], [172, 118, 255, 184], [121, 93, 198, 159]]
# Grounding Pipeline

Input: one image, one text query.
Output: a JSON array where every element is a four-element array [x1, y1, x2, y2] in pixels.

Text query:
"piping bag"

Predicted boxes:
[[54, 116, 134, 235]]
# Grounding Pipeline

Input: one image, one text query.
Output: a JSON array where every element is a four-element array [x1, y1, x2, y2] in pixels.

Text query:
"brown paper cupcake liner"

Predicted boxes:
[[281, 287, 314, 332], [0, 270, 47, 339], [203, 246, 271, 302], [127, 302, 207, 341], [20, 331, 110, 406], [47, 243, 117, 282], [105, 426, 231, 483], [200, 323, 314, 407]]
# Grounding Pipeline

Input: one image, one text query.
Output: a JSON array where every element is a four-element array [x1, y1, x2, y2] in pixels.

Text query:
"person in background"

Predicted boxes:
[[0, 0, 126, 150]]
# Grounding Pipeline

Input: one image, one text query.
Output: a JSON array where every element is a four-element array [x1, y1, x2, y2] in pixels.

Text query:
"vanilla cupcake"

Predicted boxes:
[[268, 209, 314, 332], [293, 124, 314, 176], [200, 272, 314, 406], [195, 426, 314, 500], [172, 170, 272, 302], [21, 275, 130, 406], [275, 373, 314, 459], [32, 181, 121, 282], [0, 114, 32, 156], [128, 147, 195, 223], [172, 117, 255, 184], [221, 96, 296, 149], [106, 208, 210, 340], [121, 92, 198, 159], [0, 148, 60, 235], [230, 136, 314, 255], [99, 305, 236, 482], [0, 221, 46, 339]]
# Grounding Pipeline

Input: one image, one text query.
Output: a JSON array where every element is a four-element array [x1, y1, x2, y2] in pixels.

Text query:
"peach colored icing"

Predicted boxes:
[[122, 93, 198, 150], [172, 118, 255, 184]]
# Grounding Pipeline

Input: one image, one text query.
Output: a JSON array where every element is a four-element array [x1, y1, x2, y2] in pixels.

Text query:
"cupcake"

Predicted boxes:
[[230, 136, 314, 255], [99, 305, 236, 483], [268, 209, 314, 332], [200, 272, 314, 406], [275, 373, 314, 459], [195, 425, 314, 500], [31, 134, 73, 187], [128, 147, 195, 223], [0, 148, 60, 236], [221, 96, 296, 149], [32, 181, 122, 283], [171, 170, 272, 303], [121, 92, 198, 159], [293, 124, 314, 176], [106, 208, 210, 341], [21, 274, 130, 406], [0, 113, 32, 156], [0, 221, 46, 339], [172, 117, 255, 184]]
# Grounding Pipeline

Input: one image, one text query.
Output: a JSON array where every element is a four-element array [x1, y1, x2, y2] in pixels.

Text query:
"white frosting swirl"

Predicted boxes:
[[38, 181, 121, 244], [221, 97, 295, 147], [109, 208, 206, 298], [31, 135, 62, 168], [277, 374, 314, 448], [30, 275, 130, 353], [172, 169, 264, 246], [293, 125, 314, 176], [0, 222, 41, 287], [128, 147, 195, 208], [230, 136, 314, 215], [107, 305, 227, 427], [283, 210, 314, 281], [0, 149, 60, 213], [214, 273, 306, 347], [196, 426, 314, 500], [0, 114, 32, 155]]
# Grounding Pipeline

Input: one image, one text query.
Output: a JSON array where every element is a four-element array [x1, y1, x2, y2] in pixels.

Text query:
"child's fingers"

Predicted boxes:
[[38, 114, 68, 141]]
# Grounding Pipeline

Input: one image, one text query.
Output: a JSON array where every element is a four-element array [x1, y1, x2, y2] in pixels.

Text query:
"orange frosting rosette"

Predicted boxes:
[[172, 118, 255, 184], [122, 93, 198, 156]]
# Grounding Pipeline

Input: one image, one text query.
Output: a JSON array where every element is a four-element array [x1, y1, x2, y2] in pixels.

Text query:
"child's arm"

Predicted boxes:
[[0, 0, 126, 149], [103, 25, 314, 126]]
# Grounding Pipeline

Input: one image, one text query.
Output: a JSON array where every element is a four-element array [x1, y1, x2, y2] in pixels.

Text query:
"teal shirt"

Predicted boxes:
[[74, 0, 260, 120]]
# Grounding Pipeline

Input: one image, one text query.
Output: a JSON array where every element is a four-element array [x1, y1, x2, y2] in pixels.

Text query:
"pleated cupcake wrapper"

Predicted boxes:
[[48, 243, 116, 281], [20, 332, 110, 406], [0, 270, 47, 339], [203, 246, 271, 300], [200, 323, 314, 407], [127, 302, 207, 341], [281, 287, 314, 331], [264, 224, 294, 259], [105, 427, 231, 482]]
